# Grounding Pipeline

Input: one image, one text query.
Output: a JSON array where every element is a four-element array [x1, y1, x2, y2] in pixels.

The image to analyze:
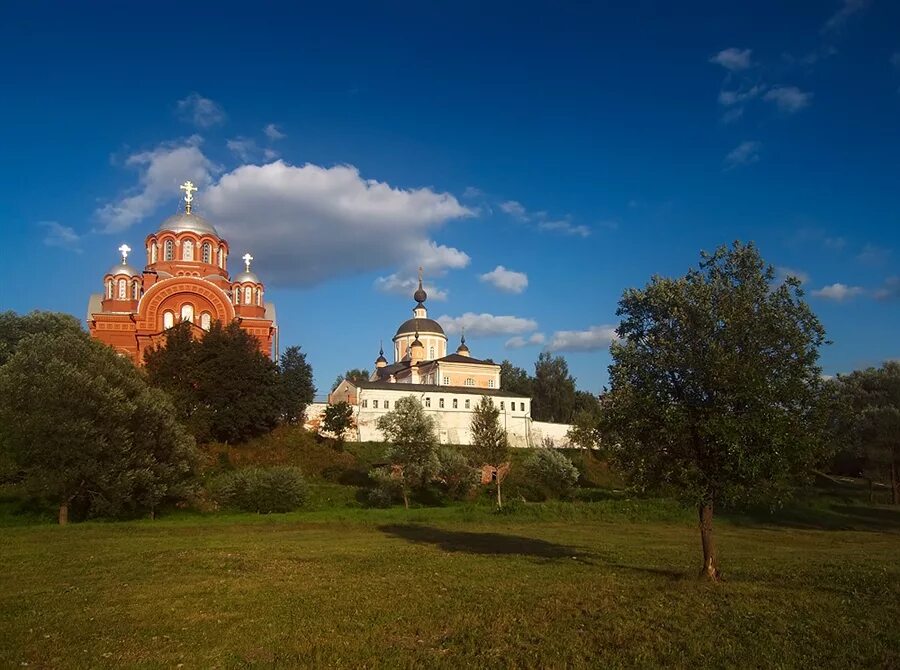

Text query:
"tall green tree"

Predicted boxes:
[[469, 396, 510, 508], [0, 331, 198, 524], [0, 310, 83, 366], [499, 360, 533, 398], [144, 321, 281, 443], [377, 396, 439, 508], [322, 400, 354, 446], [828, 362, 900, 504], [331, 368, 371, 392], [532, 352, 578, 422], [279, 345, 316, 424], [600, 241, 828, 580]]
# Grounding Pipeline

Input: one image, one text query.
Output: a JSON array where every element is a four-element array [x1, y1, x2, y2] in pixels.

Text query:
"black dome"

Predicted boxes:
[[395, 317, 445, 337]]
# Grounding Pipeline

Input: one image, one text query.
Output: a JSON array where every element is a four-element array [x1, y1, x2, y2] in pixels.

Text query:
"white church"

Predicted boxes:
[[318, 272, 572, 447]]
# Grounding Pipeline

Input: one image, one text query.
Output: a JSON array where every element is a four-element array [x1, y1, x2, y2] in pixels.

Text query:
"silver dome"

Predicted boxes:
[[107, 263, 141, 278], [158, 211, 219, 236], [233, 270, 261, 284]]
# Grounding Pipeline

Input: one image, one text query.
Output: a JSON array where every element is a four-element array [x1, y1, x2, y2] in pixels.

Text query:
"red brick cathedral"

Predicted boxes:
[[87, 181, 277, 364]]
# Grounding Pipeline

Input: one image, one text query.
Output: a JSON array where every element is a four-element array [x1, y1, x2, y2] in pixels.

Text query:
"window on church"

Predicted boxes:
[[362, 399, 368, 408], [425, 397, 431, 408], [117, 278, 127, 299], [202, 242, 211, 264], [465, 378, 474, 386], [106, 280, 113, 299], [442, 376, 450, 385], [256, 288, 262, 306], [183, 240, 194, 261], [429, 346, 435, 359], [132, 281, 139, 300], [520, 402, 525, 411], [244, 286, 252, 304], [452, 398, 458, 409], [384, 400, 389, 409], [488, 379, 495, 388], [233, 287, 240, 305], [373, 400, 378, 409], [439, 398, 445, 408], [465, 399, 470, 409], [163, 311, 174, 330], [500, 401, 504, 410], [151, 243, 158, 264], [200, 312, 211, 331], [181, 304, 194, 323], [164, 239, 174, 261]]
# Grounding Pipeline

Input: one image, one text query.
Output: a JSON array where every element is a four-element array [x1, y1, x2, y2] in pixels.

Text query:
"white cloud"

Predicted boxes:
[[479, 266, 529, 293], [812, 283, 864, 301], [264, 123, 286, 141], [709, 48, 753, 71], [176, 93, 225, 128], [764, 86, 812, 113], [548, 325, 618, 352], [436, 313, 538, 337], [498, 199, 591, 237], [537, 219, 591, 237], [775, 266, 810, 285], [718, 85, 764, 107], [724, 141, 761, 169], [500, 200, 528, 220], [95, 137, 216, 232], [374, 273, 448, 301], [201, 160, 473, 286], [856, 244, 891, 265], [505, 332, 546, 349], [874, 277, 900, 301], [39, 221, 81, 252], [463, 186, 484, 198], [822, 0, 869, 34], [226, 137, 259, 162]]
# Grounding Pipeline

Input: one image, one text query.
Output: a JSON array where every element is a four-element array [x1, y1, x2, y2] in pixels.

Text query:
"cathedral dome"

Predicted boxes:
[[395, 317, 445, 337], [107, 262, 141, 278], [233, 270, 261, 284], [158, 212, 219, 236]]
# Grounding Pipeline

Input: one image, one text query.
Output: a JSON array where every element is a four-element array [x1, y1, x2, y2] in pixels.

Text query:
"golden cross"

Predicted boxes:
[[242, 253, 253, 272], [180, 180, 198, 213], [118, 244, 131, 264]]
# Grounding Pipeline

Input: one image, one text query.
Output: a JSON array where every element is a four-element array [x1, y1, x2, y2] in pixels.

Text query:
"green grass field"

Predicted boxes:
[[2, 499, 899, 669]]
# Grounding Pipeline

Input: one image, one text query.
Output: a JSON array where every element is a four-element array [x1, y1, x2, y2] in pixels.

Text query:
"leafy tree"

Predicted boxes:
[[600, 241, 828, 580], [828, 363, 900, 504], [0, 310, 83, 366], [532, 352, 578, 422], [211, 466, 309, 513], [435, 447, 478, 501], [279, 345, 316, 424], [524, 448, 580, 499], [377, 396, 439, 508], [499, 360, 533, 397], [469, 396, 510, 508], [145, 321, 282, 443], [0, 331, 198, 524], [331, 368, 371, 392], [322, 401, 354, 445]]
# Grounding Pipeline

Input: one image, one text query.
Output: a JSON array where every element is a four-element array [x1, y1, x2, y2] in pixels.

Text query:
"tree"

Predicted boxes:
[[524, 448, 580, 499], [322, 401, 354, 445], [828, 363, 900, 504], [532, 352, 578, 422], [600, 241, 828, 581], [469, 396, 510, 508], [145, 321, 282, 443], [499, 360, 533, 398], [331, 368, 370, 392], [376, 396, 439, 508], [279, 345, 316, 424], [0, 310, 83, 366], [0, 331, 198, 524]]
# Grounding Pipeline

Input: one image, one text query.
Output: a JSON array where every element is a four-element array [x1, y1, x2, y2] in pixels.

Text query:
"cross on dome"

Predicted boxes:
[[242, 253, 254, 272], [118, 244, 131, 264], [180, 180, 198, 213]]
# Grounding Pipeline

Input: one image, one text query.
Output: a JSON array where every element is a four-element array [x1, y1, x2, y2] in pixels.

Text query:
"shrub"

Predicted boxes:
[[524, 448, 580, 500], [211, 466, 308, 513], [366, 466, 400, 507], [435, 447, 478, 501]]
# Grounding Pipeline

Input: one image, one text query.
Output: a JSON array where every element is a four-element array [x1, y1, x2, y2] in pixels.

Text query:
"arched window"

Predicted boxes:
[[219, 247, 225, 268], [200, 312, 211, 331], [429, 346, 435, 359], [163, 311, 175, 330], [106, 279, 113, 299], [233, 287, 241, 304], [164, 239, 174, 261], [244, 286, 252, 304], [151, 243, 158, 264], [183, 240, 194, 261], [132, 281, 140, 300], [181, 304, 194, 323], [117, 278, 127, 299], [256, 288, 261, 306], [202, 242, 211, 264]]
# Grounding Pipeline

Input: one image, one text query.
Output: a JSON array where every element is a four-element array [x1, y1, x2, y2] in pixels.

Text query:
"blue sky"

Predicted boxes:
[[2, 1, 899, 395]]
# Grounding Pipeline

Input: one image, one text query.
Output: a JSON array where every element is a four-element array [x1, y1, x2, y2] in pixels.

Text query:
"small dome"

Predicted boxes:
[[233, 271, 261, 284], [395, 317, 445, 338], [457, 342, 470, 353], [107, 263, 141, 278], [410, 337, 424, 349], [413, 287, 427, 303], [158, 211, 219, 236]]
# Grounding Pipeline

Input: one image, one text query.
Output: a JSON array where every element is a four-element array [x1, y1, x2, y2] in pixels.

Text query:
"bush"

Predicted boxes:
[[524, 448, 580, 500], [435, 447, 478, 501], [211, 466, 309, 513], [366, 466, 400, 507]]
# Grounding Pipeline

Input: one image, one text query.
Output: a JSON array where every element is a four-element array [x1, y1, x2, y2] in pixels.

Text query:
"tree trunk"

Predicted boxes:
[[891, 462, 899, 506], [402, 487, 409, 509], [868, 478, 875, 504], [58, 503, 68, 526], [496, 477, 502, 510], [698, 502, 721, 581]]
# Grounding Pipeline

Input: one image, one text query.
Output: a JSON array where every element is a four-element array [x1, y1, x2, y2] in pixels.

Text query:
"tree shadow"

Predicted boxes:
[[728, 503, 900, 533], [379, 524, 593, 562]]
